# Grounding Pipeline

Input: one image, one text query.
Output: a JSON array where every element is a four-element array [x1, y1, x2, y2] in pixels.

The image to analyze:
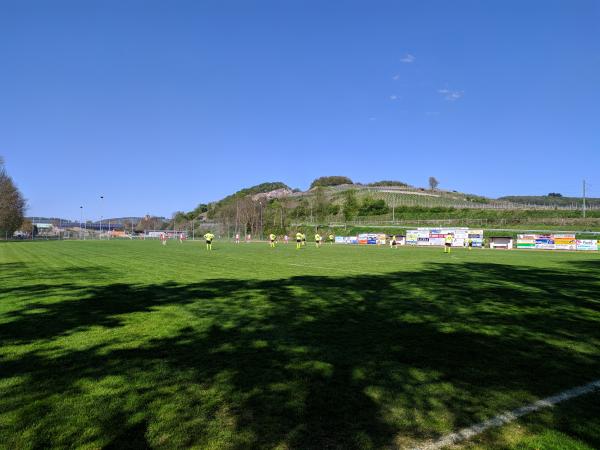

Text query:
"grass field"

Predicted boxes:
[[1, 240, 599, 449]]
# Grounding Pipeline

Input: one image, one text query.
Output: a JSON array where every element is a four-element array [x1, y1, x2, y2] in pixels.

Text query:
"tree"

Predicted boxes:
[[190, 203, 209, 219], [310, 176, 353, 189], [548, 193, 562, 198], [135, 215, 164, 232], [19, 219, 37, 237], [342, 190, 359, 220], [312, 187, 329, 221], [367, 180, 409, 187], [428, 176, 439, 191], [291, 198, 309, 219], [0, 157, 26, 238]]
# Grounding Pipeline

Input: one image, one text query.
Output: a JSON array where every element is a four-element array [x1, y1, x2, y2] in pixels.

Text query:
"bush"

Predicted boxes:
[[358, 198, 389, 216]]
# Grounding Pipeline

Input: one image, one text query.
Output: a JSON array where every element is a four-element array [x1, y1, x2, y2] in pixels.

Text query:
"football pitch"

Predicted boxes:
[[1, 240, 599, 449]]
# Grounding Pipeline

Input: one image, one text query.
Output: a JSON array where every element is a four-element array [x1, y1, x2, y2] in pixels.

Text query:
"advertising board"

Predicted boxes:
[[535, 235, 555, 250], [576, 240, 598, 251], [554, 234, 576, 250], [417, 237, 430, 245], [406, 231, 419, 245], [335, 236, 359, 244], [517, 234, 536, 249]]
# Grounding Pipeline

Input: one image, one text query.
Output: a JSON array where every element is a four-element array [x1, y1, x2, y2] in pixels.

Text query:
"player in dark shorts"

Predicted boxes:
[[204, 232, 214, 250], [444, 233, 453, 253], [295, 232, 303, 249]]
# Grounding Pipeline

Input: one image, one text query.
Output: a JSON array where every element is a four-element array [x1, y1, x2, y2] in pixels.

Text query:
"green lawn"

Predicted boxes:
[[1, 240, 599, 449]]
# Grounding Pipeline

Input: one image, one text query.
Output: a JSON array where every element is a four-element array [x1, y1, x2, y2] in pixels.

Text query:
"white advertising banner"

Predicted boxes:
[[576, 240, 598, 251], [406, 231, 419, 245]]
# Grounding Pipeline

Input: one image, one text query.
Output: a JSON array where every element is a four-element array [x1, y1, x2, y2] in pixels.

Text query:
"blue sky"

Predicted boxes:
[[1, 0, 598, 220]]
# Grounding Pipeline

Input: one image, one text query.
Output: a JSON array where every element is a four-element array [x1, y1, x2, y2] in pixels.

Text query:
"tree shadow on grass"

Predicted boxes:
[[0, 260, 599, 449]]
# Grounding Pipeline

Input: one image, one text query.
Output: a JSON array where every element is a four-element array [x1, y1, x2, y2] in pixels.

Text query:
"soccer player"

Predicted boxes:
[[295, 231, 303, 249], [269, 233, 276, 248], [390, 235, 397, 249], [315, 233, 322, 248], [204, 232, 215, 251], [246, 234, 251, 243], [444, 233, 453, 253], [160, 232, 167, 246], [235, 233, 240, 244], [284, 235, 289, 244], [328, 233, 334, 244], [467, 237, 473, 251], [302, 233, 306, 246], [179, 233, 184, 244]]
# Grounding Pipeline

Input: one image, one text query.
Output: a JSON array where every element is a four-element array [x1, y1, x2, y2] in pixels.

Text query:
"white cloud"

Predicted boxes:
[[400, 54, 415, 63], [438, 88, 464, 101], [392, 74, 400, 80], [390, 95, 398, 100], [369, 117, 377, 121]]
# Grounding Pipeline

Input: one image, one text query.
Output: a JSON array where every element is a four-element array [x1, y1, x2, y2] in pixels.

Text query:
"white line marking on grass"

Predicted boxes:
[[412, 379, 600, 450]]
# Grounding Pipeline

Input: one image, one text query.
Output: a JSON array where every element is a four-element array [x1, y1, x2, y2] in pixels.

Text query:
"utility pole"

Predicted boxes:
[[582, 179, 586, 218]]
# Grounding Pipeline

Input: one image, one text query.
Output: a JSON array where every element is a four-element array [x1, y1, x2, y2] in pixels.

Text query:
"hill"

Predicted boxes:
[[176, 176, 598, 237]]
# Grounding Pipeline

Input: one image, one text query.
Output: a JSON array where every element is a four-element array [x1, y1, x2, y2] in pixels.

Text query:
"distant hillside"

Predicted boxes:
[[499, 195, 600, 208], [172, 177, 600, 236]]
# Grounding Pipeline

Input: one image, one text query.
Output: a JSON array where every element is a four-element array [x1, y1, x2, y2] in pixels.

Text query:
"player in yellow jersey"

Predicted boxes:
[[301, 233, 306, 246], [295, 232, 303, 249], [467, 237, 473, 250], [204, 232, 215, 251], [314, 233, 322, 248], [444, 233, 453, 253], [390, 235, 397, 249], [269, 233, 276, 248], [328, 233, 335, 244]]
